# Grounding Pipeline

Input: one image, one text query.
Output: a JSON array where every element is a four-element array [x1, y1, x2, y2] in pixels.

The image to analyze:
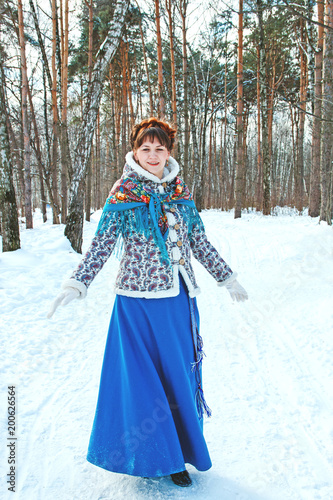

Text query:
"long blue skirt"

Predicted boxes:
[[86, 275, 212, 477]]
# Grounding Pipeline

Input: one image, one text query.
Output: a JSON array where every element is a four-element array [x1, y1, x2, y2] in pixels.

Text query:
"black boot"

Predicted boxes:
[[170, 470, 192, 487]]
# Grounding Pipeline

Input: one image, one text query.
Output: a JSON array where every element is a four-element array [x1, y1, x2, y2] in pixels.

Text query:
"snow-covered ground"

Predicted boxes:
[[1, 208, 333, 500]]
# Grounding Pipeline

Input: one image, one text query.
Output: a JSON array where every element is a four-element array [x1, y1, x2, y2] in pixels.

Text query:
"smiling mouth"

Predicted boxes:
[[148, 162, 159, 166]]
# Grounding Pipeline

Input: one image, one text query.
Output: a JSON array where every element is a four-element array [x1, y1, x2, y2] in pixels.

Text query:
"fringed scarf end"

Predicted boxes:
[[96, 209, 118, 236], [189, 296, 212, 418], [177, 204, 205, 236], [195, 385, 212, 419], [191, 350, 206, 372]]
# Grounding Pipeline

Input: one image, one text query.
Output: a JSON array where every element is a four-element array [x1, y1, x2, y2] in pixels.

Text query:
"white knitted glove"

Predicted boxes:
[[225, 279, 248, 302], [47, 287, 80, 319]]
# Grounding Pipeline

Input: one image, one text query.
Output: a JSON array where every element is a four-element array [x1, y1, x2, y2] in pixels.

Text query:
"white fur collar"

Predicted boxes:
[[125, 151, 179, 184]]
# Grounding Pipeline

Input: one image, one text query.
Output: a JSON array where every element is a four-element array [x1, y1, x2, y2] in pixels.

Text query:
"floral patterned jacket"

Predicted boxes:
[[63, 152, 236, 299]]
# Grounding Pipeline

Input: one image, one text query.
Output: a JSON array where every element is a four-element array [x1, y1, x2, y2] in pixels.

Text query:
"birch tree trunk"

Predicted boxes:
[[64, 0, 129, 253], [18, 0, 33, 229], [320, 0, 333, 224], [234, 0, 244, 219], [309, 0, 324, 216], [84, 0, 94, 222], [51, 0, 60, 224], [0, 55, 20, 251]]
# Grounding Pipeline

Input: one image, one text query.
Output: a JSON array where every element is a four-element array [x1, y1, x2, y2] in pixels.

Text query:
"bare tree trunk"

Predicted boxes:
[[6, 117, 24, 214], [266, 60, 283, 207], [207, 110, 213, 207], [65, 0, 129, 253], [60, 0, 70, 223], [29, 0, 70, 224], [229, 142, 236, 208], [235, 0, 244, 219], [196, 74, 210, 211], [179, 0, 189, 184], [121, 39, 128, 163], [84, 0, 94, 224], [320, 0, 333, 224], [213, 118, 218, 206], [155, 0, 164, 118], [166, 0, 177, 140], [109, 65, 121, 182], [289, 103, 297, 206], [85, 160, 92, 222], [135, 0, 154, 115], [86, 0, 93, 84], [96, 112, 101, 208], [27, 85, 47, 222], [309, 0, 324, 217], [243, 105, 249, 206], [125, 40, 135, 127], [295, 18, 307, 212], [51, 0, 60, 224], [257, 0, 270, 214], [189, 89, 200, 195], [41, 64, 60, 219], [219, 117, 225, 209], [18, 0, 33, 229], [133, 49, 142, 118], [256, 44, 263, 210], [0, 53, 20, 251], [221, 52, 229, 209]]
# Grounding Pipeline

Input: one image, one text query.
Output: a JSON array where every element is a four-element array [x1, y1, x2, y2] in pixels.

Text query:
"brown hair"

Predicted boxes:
[[130, 117, 177, 152]]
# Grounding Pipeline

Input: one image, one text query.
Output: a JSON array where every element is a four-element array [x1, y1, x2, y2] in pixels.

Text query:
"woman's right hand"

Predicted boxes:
[[47, 287, 80, 319]]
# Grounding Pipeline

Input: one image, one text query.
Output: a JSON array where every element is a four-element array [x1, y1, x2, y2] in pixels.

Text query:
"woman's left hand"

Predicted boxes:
[[225, 279, 248, 302]]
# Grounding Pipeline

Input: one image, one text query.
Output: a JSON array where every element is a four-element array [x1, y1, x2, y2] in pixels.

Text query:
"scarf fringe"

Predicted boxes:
[[96, 206, 147, 237], [96, 204, 204, 267], [195, 384, 212, 419], [177, 204, 205, 235], [189, 297, 212, 419], [191, 331, 205, 371]]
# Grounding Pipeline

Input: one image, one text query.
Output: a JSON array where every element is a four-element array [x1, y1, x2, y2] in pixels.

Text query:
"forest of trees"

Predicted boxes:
[[0, 0, 332, 253]]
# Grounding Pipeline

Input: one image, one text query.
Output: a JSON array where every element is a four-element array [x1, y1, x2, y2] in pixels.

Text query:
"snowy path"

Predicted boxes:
[[1, 209, 333, 500]]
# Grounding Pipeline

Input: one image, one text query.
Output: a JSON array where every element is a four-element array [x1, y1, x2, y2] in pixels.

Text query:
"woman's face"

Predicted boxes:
[[133, 137, 170, 180]]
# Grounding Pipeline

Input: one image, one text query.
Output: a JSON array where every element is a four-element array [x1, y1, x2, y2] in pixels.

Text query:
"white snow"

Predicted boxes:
[[1, 208, 333, 500]]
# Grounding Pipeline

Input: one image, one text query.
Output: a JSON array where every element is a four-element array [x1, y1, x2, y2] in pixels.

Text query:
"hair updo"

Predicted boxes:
[[130, 117, 177, 152]]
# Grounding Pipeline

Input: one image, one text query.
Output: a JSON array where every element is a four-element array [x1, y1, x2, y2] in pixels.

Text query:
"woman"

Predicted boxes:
[[48, 117, 248, 487]]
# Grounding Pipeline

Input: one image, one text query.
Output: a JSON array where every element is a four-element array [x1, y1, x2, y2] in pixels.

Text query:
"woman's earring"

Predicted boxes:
[[166, 159, 169, 168]]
